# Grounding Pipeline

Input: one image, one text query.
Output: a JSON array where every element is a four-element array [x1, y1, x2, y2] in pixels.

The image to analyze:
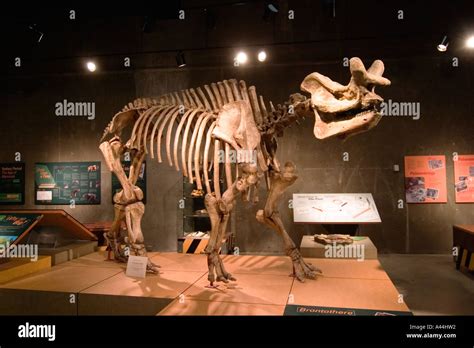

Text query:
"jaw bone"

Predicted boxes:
[[313, 108, 381, 140]]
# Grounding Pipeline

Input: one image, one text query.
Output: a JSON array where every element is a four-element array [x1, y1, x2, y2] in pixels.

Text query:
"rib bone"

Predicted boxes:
[[211, 83, 223, 108], [225, 142, 233, 189], [173, 109, 198, 173], [156, 107, 180, 163], [248, 86, 263, 125], [150, 107, 178, 159], [213, 139, 221, 199], [190, 88, 204, 109], [197, 87, 212, 112], [187, 112, 208, 184], [223, 80, 235, 102], [165, 108, 183, 166], [181, 110, 202, 177], [217, 82, 228, 104], [204, 85, 218, 112], [203, 122, 216, 194], [194, 114, 213, 190]]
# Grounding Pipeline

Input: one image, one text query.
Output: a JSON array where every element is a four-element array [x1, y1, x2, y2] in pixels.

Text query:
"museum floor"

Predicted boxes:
[[0, 251, 412, 316], [380, 254, 474, 315], [0, 251, 471, 316]]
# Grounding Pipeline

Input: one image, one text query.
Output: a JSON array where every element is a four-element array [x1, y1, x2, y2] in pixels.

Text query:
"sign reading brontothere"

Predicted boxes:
[[404, 155, 447, 203], [454, 155, 474, 203], [35, 162, 101, 205], [0, 163, 25, 205]]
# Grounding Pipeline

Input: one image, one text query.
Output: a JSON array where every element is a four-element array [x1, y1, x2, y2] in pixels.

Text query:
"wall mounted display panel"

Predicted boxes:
[[35, 162, 101, 205], [0, 163, 25, 205], [404, 155, 447, 203]]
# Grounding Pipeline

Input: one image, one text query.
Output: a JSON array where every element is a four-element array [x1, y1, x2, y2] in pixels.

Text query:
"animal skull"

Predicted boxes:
[[300, 57, 391, 140]]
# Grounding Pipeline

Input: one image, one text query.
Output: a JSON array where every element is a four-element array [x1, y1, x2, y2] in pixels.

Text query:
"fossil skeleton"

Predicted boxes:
[[99, 57, 390, 284]]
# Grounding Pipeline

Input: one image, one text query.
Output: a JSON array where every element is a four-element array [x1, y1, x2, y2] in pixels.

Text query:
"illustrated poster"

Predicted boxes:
[[0, 163, 25, 205], [404, 155, 447, 203], [35, 162, 101, 205], [293, 193, 381, 224], [454, 155, 474, 203]]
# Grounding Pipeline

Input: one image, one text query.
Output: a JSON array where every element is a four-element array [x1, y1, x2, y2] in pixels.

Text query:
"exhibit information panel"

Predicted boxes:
[[293, 193, 381, 224], [35, 162, 101, 205], [0, 213, 42, 247], [112, 161, 146, 203], [0, 163, 25, 205], [404, 155, 447, 203], [454, 155, 474, 203]]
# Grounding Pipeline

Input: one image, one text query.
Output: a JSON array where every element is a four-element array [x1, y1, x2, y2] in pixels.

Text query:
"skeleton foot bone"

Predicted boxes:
[[207, 251, 236, 286], [288, 248, 322, 282], [146, 259, 161, 274]]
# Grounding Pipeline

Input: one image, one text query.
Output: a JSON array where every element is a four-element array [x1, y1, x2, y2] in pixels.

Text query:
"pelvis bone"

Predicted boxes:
[[301, 57, 391, 140]]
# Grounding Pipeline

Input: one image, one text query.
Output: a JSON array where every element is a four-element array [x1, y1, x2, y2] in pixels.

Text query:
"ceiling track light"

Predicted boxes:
[[86, 61, 97, 72], [437, 35, 449, 52], [257, 50, 267, 62], [267, 2, 279, 13], [263, 2, 279, 21], [466, 35, 474, 49], [176, 51, 186, 68], [142, 15, 157, 33], [28, 24, 44, 43], [234, 51, 248, 65]]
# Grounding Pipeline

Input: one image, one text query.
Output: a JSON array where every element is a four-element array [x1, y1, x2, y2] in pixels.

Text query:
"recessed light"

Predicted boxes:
[[86, 61, 97, 72]]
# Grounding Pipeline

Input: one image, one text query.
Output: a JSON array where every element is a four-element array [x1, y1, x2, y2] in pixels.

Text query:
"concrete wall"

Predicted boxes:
[[2, 55, 473, 255]]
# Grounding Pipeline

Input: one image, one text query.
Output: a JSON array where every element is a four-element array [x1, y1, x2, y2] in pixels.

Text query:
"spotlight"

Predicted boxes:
[[142, 16, 157, 33], [267, 2, 279, 12], [466, 35, 474, 48], [263, 2, 279, 21], [437, 36, 449, 52], [235, 51, 248, 65], [86, 61, 97, 72], [28, 24, 44, 43], [176, 51, 186, 68], [257, 51, 267, 62]]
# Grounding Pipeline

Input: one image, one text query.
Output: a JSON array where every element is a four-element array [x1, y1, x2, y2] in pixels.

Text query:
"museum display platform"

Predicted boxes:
[[0, 251, 411, 316], [300, 235, 378, 259]]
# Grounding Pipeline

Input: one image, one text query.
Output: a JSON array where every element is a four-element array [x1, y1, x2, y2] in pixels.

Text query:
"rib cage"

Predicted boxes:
[[122, 79, 273, 198]]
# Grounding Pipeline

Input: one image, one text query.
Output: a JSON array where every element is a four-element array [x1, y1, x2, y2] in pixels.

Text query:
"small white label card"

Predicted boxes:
[[125, 255, 148, 278], [36, 190, 52, 201]]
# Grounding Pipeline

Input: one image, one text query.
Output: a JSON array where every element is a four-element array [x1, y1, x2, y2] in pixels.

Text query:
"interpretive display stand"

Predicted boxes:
[[300, 235, 378, 259], [0, 210, 97, 266], [293, 193, 382, 236], [0, 212, 43, 248]]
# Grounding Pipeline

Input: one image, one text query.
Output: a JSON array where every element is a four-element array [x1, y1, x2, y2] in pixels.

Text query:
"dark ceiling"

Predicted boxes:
[[2, 0, 474, 75]]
